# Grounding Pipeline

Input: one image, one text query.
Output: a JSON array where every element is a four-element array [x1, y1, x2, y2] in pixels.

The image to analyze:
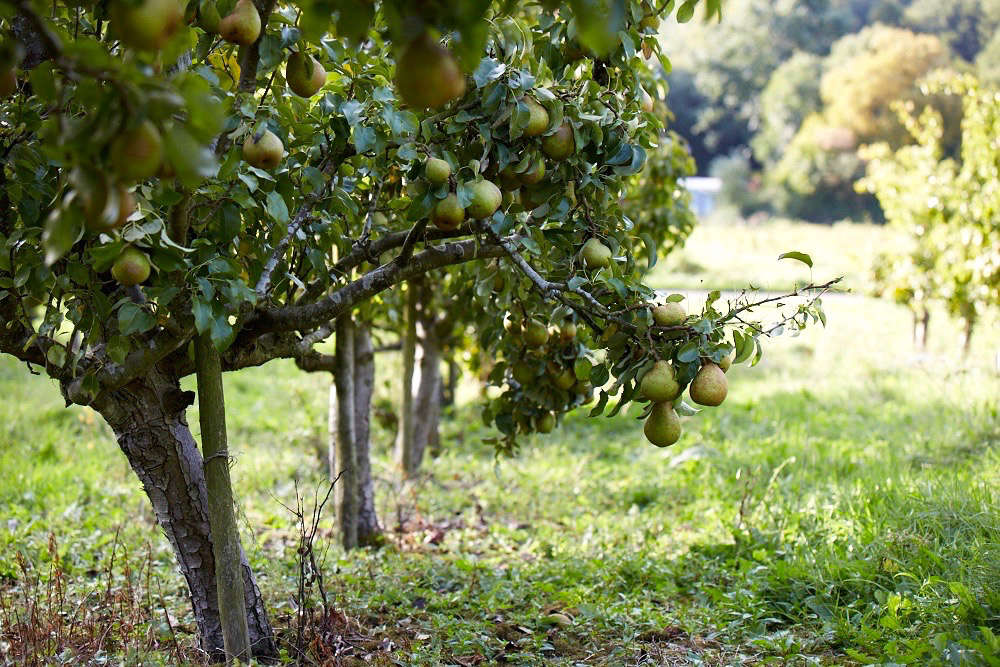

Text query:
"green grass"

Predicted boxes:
[[2, 221, 999, 665]]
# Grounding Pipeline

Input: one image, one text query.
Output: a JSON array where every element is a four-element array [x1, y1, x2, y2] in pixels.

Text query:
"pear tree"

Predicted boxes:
[[0, 0, 833, 660]]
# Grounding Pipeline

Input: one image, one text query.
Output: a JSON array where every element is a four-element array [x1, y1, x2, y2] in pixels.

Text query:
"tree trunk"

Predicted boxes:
[[395, 281, 418, 474], [328, 318, 381, 549], [352, 324, 380, 545], [396, 279, 443, 476], [960, 316, 974, 358], [913, 308, 930, 351], [91, 367, 277, 661], [193, 334, 251, 662], [331, 315, 359, 550]]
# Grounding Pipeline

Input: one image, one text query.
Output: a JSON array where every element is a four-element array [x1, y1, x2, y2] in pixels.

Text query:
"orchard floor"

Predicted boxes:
[[2, 219, 999, 665]]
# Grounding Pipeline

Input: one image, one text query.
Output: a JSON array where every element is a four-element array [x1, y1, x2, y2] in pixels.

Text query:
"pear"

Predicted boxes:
[[522, 97, 549, 137], [512, 361, 535, 385], [424, 157, 451, 185], [242, 129, 283, 170], [286, 51, 326, 97], [109, 0, 184, 51], [639, 87, 654, 113], [465, 179, 502, 219], [581, 238, 612, 269], [552, 368, 576, 391], [518, 160, 545, 186], [652, 302, 685, 327], [219, 0, 261, 46], [718, 355, 732, 373], [639, 360, 679, 402], [431, 194, 465, 231], [689, 362, 728, 406], [112, 247, 152, 286], [535, 412, 555, 434], [559, 321, 577, 342], [501, 188, 521, 210], [523, 319, 549, 348], [499, 165, 521, 190], [110, 120, 163, 183], [504, 314, 522, 336], [394, 32, 466, 109], [542, 121, 575, 160], [643, 402, 681, 447]]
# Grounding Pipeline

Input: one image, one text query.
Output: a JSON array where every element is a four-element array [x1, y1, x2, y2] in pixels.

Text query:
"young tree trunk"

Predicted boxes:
[[352, 324, 381, 545], [193, 334, 251, 662], [961, 316, 974, 358], [91, 367, 277, 661], [396, 279, 443, 476], [331, 315, 359, 550], [913, 308, 930, 351]]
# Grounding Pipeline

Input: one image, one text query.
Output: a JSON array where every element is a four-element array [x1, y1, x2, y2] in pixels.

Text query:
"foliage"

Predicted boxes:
[[859, 74, 1000, 341]]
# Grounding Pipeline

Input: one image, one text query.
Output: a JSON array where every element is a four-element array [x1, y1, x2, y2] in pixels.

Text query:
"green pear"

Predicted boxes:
[[535, 412, 555, 434], [689, 362, 728, 406], [219, 0, 261, 46], [518, 159, 546, 186], [581, 238, 612, 269], [424, 157, 451, 185], [504, 314, 522, 336], [559, 321, 577, 342], [639, 87, 654, 113], [551, 368, 576, 391], [110, 120, 163, 183], [242, 129, 283, 170], [639, 360, 679, 402], [512, 361, 535, 385], [395, 32, 466, 109], [523, 319, 549, 348], [643, 401, 681, 447], [541, 121, 575, 160], [431, 194, 465, 231], [718, 355, 732, 373], [286, 51, 326, 97], [652, 302, 685, 327], [109, 0, 184, 51], [522, 97, 549, 137], [112, 246, 152, 286], [466, 179, 502, 219]]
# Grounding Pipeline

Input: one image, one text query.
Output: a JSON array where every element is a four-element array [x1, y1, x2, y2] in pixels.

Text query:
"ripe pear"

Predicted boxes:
[[286, 51, 326, 97], [718, 355, 732, 373], [639, 360, 679, 402], [522, 97, 549, 137], [431, 194, 465, 231], [652, 302, 685, 327], [541, 121, 575, 160], [219, 0, 261, 46], [518, 160, 545, 186], [644, 401, 681, 447], [689, 362, 728, 406], [110, 120, 163, 183], [559, 321, 577, 342], [242, 129, 283, 170], [112, 246, 152, 286], [535, 412, 555, 434], [552, 368, 576, 391], [504, 314, 522, 336], [109, 0, 183, 51], [639, 87, 654, 113], [523, 319, 549, 348], [466, 179, 502, 219], [512, 361, 535, 385], [581, 238, 612, 269], [394, 32, 466, 109], [424, 157, 451, 185]]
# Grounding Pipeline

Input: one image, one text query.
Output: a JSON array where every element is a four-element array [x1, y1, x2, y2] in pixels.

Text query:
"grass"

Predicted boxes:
[[2, 220, 999, 665]]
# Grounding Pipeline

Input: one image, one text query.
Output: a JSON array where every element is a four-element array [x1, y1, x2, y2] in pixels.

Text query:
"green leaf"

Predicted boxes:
[[778, 251, 813, 268], [265, 191, 289, 224], [117, 302, 157, 336], [164, 126, 219, 188], [676, 0, 696, 23], [677, 340, 700, 363], [42, 208, 82, 266]]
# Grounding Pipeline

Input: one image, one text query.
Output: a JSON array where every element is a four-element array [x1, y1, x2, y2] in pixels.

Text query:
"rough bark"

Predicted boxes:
[[395, 281, 419, 475], [331, 316, 359, 549], [91, 367, 277, 661], [193, 334, 251, 661]]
